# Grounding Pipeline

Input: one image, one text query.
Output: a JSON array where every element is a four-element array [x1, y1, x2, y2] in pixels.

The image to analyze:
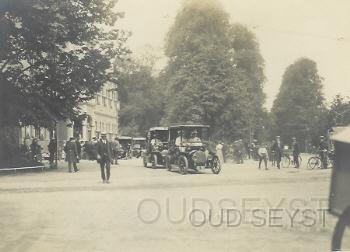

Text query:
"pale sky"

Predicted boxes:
[[116, 0, 350, 109]]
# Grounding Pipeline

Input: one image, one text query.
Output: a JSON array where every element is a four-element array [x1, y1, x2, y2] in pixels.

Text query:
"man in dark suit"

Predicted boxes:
[[97, 132, 113, 183], [272, 136, 282, 169], [64, 137, 79, 173], [292, 137, 300, 168]]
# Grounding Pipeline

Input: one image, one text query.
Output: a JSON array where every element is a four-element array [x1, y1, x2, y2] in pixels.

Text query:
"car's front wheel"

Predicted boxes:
[[179, 156, 188, 175], [211, 156, 221, 174], [152, 154, 158, 169]]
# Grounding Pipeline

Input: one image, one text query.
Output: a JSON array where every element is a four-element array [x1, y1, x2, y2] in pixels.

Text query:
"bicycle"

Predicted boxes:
[[307, 150, 333, 169], [281, 154, 302, 168]]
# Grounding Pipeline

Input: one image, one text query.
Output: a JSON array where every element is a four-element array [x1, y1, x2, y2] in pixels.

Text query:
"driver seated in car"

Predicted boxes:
[[188, 130, 203, 147], [175, 130, 187, 152], [151, 133, 162, 150]]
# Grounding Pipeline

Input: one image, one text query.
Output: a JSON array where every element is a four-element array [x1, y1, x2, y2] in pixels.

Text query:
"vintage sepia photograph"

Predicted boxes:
[[0, 0, 350, 251]]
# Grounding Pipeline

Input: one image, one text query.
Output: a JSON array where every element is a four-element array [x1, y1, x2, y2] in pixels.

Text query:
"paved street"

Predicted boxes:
[[0, 157, 337, 252]]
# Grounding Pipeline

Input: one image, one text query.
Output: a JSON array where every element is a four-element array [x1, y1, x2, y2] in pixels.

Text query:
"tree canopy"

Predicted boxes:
[[271, 58, 326, 146], [0, 0, 129, 129], [161, 0, 266, 141], [117, 57, 164, 137], [0, 0, 129, 166]]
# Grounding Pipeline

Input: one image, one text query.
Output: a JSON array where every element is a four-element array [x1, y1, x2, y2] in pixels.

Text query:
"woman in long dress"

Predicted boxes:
[[216, 142, 224, 164]]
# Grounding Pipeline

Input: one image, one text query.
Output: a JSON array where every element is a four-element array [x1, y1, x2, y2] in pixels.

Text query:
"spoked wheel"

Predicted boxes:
[[211, 156, 221, 174], [281, 156, 290, 168], [179, 156, 188, 175], [307, 157, 320, 169], [332, 207, 350, 251], [152, 154, 158, 169]]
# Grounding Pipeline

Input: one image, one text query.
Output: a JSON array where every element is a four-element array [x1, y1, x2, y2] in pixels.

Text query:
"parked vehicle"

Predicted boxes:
[[132, 137, 146, 158], [117, 136, 132, 159], [166, 125, 221, 175], [143, 127, 169, 168]]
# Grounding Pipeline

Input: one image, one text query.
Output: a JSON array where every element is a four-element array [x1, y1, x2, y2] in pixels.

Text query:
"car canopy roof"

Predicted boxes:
[[169, 125, 210, 129], [118, 136, 132, 140], [133, 137, 146, 141], [149, 127, 168, 131]]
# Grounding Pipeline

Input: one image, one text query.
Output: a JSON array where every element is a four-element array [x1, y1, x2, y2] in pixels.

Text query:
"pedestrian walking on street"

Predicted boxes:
[[216, 142, 224, 164], [97, 132, 113, 184], [75, 138, 82, 162], [258, 144, 268, 170], [272, 136, 283, 169], [64, 137, 79, 173], [292, 137, 300, 168]]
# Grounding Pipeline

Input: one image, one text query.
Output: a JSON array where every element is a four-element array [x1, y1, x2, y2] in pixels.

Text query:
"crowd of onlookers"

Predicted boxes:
[[222, 135, 332, 170], [20, 133, 332, 172]]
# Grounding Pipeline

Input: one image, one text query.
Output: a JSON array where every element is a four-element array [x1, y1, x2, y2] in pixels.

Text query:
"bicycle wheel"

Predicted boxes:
[[307, 157, 320, 169], [282, 156, 290, 168]]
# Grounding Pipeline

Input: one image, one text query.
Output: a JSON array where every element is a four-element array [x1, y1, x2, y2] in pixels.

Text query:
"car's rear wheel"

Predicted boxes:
[[179, 156, 188, 175], [152, 154, 158, 169], [211, 156, 221, 174]]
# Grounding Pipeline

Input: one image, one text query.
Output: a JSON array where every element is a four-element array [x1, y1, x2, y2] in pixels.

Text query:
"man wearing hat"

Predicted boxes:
[[97, 132, 113, 183], [188, 130, 202, 147], [272, 136, 283, 169], [64, 137, 79, 173], [319, 135, 328, 169], [292, 137, 300, 168], [151, 132, 162, 151]]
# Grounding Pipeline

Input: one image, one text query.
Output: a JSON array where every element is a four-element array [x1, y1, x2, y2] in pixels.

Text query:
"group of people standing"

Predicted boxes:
[[63, 133, 120, 184]]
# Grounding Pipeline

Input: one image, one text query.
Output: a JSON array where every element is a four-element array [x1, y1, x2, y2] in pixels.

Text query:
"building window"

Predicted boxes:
[[95, 121, 98, 130], [96, 95, 100, 105], [35, 127, 40, 139], [102, 96, 106, 106], [109, 99, 112, 108]]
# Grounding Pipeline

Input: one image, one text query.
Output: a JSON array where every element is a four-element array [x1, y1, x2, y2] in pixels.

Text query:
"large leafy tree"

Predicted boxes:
[[271, 58, 326, 147], [161, 0, 265, 141], [117, 58, 164, 136], [0, 0, 129, 165]]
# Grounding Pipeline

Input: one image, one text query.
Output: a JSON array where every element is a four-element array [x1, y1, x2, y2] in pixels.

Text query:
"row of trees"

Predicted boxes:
[[119, 0, 349, 148], [119, 0, 266, 141]]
